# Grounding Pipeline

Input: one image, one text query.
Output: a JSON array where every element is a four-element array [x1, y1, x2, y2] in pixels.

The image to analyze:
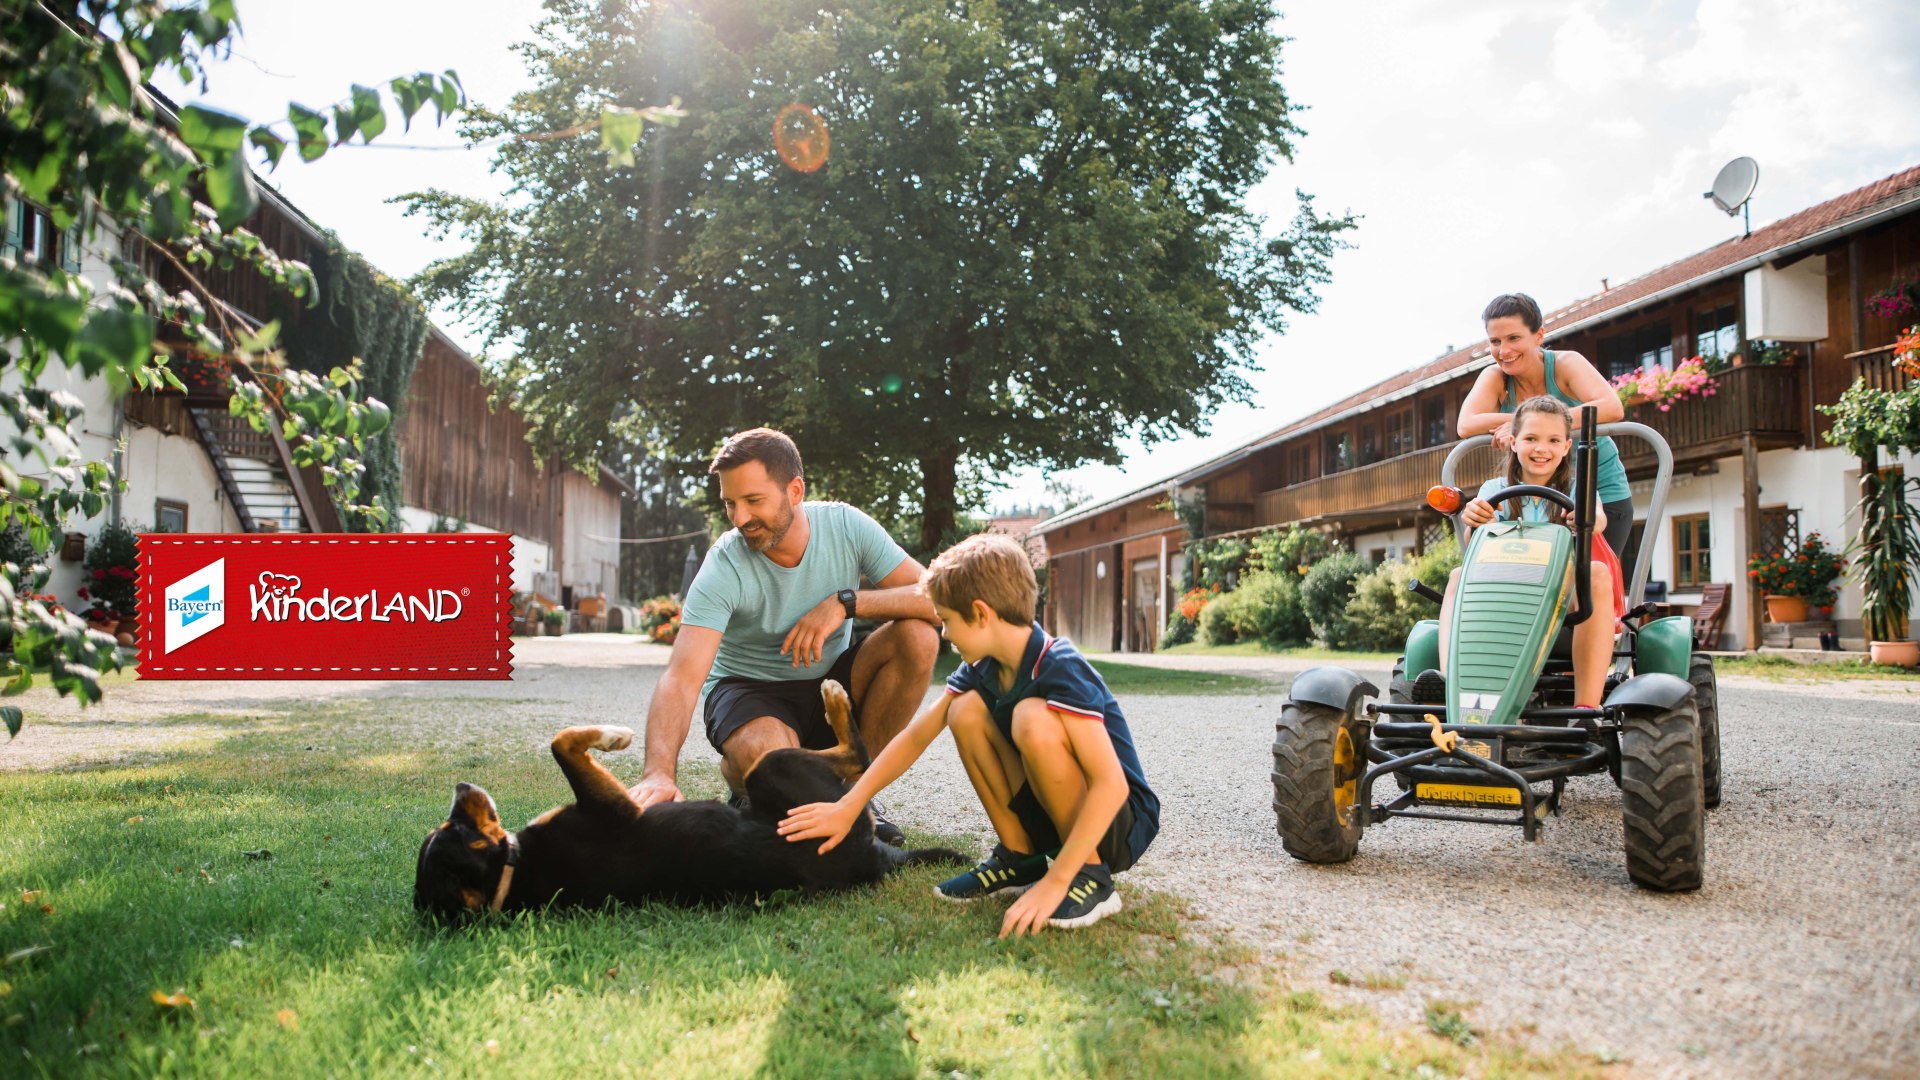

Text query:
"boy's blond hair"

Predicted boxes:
[[923, 533, 1038, 625]]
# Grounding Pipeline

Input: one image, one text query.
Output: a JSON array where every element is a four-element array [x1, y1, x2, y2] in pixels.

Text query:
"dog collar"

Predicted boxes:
[[490, 832, 520, 913]]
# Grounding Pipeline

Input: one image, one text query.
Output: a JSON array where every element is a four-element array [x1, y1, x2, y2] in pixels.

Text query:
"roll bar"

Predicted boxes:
[[1437, 419, 1674, 609]]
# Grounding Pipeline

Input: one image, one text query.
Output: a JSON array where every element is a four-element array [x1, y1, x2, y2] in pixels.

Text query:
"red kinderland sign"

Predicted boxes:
[[137, 534, 515, 680]]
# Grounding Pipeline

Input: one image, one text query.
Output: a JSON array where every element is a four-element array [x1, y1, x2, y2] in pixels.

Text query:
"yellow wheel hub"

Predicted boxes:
[[1332, 723, 1357, 822]]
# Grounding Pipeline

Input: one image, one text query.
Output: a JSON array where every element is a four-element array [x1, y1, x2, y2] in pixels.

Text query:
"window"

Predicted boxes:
[[1598, 322, 1674, 379], [1421, 397, 1447, 448], [155, 499, 189, 533], [1323, 431, 1352, 474], [1356, 422, 1379, 466], [1385, 408, 1415, 458], [2, 199, 79, 272], [1673, 514, 1711, 589], [1693, 302, 1739, 365], [1757, 505, 1799, 557]]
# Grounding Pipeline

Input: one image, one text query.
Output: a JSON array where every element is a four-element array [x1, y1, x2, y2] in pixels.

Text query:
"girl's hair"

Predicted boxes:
[[1497, 395, 1574, 519]]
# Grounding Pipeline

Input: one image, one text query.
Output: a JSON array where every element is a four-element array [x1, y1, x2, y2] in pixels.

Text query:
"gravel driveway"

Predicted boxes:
[[4, 636, 1915, 1078]]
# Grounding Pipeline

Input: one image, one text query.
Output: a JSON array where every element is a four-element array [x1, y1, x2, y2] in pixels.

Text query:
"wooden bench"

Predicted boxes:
[[1693, 582, 1730, 649]]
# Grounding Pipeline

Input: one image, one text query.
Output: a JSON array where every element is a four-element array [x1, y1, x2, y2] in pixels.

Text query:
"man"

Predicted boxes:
[[630, 428, 940, 844]]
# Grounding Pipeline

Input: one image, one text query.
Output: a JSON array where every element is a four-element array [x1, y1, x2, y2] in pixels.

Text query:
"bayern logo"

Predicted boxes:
[[163, 558, 226, 654]]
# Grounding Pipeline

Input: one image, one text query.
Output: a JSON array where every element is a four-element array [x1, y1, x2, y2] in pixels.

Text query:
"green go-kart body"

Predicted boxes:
[[1270, 415, 1720, 892]]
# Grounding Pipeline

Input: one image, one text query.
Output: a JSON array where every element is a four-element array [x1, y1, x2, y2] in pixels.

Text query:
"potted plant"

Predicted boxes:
[[1611, 356, 1719, 412], [1820, 334, 1920, 666], [543, 608, 567, 637], [1747, 550, 1809, 624], [82, 520, 142, 644]]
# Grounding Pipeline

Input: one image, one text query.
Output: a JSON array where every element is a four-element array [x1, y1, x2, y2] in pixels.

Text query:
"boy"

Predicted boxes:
[[778, 533, 1159, 936]]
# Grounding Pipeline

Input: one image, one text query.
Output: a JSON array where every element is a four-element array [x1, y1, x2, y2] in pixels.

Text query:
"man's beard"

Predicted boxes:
[[740, 497, 795, 553]]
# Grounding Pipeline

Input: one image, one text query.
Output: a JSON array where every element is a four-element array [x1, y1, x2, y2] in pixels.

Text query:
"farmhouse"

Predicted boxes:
[[1036, 165, 1920, 653]]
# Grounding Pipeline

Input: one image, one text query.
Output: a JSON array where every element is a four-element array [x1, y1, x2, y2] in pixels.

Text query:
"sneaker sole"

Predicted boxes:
[[931, 882, 1032, 904], [1047, 890, 1122, 929]]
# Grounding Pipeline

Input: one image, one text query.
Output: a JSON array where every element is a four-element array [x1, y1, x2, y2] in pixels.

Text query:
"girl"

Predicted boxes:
[[1457, 292, 1634, 560], [1439, 395, 1624, 711]]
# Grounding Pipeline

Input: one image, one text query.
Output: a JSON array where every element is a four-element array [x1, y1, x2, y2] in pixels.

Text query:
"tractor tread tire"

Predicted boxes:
[[1272, 700, 1364, 864], [1618, 702, 1706, 891], [1688, 652, 1723, 809]]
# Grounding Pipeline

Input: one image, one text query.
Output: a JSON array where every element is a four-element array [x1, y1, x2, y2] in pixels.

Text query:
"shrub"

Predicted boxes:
[[1228, 571, 1310, 646], [81, 521, 142, 624], [1198, 589, 1240, 645], [1343, 539, 1463, 652], [1300, 550, 1368, 648], [1161, 612, 1197, 648], [638, 595, 681, 634], [1249, 525, 1332, 576]]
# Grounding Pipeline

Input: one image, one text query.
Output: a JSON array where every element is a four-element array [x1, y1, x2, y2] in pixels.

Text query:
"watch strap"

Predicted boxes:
[[838, 588, 858, 619]]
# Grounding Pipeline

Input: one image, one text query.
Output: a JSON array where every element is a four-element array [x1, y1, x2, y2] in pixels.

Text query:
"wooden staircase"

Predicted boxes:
[[179, 361, 343, 534]]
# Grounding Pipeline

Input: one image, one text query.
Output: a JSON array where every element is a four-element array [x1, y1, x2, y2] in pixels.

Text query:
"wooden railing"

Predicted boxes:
[[1252, 363, 1808, 527], [1616, 363, 1804, 465], [1256, 441, 1503, 524], [1846, 343, 1913, 393]]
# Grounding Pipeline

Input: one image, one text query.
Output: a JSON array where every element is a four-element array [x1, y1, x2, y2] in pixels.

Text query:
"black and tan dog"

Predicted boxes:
[[414, 681, 962, 920]]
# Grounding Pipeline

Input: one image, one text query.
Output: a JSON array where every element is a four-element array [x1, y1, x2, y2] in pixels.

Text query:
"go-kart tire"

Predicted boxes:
[[1272, 700, 1364, 864], [1688, 652, 1722, 809], [1618, 701, 1706, 892]]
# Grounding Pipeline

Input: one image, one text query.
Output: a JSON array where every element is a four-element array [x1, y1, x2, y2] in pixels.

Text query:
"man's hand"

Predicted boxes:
[[777, 798, 861, 854], [1000, 873, 1071, 939], [630, 772, 683, 810], [781, 595, 847, 668], [1462, 498, 1496, 527]]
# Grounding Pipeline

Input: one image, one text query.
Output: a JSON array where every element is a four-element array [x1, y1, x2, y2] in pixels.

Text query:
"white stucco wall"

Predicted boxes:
[[1629, 444, 1920, 647], [1350, 526, 1418, 564]]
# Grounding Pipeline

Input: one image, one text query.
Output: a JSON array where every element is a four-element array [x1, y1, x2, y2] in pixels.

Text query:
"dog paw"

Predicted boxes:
[[820, 679, 851, 722], [593, 727, 635, 753]]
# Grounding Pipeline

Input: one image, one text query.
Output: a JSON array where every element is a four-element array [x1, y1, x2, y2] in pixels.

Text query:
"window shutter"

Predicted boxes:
[[61, 222, 83, 273], [2, 199, 21, 260]]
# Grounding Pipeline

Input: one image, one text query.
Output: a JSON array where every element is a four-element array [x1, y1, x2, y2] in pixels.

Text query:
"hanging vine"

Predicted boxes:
[[273, 232, 429, 530]]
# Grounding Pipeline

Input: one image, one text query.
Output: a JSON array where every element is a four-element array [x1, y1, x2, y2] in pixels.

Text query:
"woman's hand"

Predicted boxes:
[[1490, 419, 1515, 450], [778, 798, 861, 854], [1462, 498, 1496, 527]]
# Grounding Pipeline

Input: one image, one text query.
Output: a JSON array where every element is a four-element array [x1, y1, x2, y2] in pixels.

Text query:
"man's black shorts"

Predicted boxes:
[[1007, 783, 1146, 874], [703, 634, 865, 753]]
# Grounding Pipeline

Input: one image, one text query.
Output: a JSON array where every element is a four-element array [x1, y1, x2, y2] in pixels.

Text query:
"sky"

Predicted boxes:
[[165, 0, 1920, 516]]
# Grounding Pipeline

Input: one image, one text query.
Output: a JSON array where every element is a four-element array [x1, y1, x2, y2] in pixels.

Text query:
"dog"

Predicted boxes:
[[413, 680, 964, 921]]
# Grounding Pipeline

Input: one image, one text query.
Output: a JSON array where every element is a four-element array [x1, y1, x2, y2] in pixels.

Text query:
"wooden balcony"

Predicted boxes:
[[1616, 363, 1807, 469], [1846, 343, 1913, 393], [1252, 363, 1810, 531]]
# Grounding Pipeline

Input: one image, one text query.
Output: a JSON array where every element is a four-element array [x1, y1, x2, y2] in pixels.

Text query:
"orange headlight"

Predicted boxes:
[[1426, 485, 1463, 514]]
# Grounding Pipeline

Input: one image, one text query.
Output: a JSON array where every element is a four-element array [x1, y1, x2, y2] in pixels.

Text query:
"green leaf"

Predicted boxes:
[[350, 84, 386, 142], [434, 72, 462, 122], [237, 319, 280, 353], [203, 151, 258, 229], [289, 104, 329, 162], [0, 706, 20, 739], [361, 398, 391, 437], [249, 128, 288, 170], [100, 42, 138, 111], [178, 105, 249, 156], [601, 108, 643, 168]]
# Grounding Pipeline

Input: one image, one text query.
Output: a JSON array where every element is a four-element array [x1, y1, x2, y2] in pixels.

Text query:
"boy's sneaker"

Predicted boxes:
[[1047, 864, 1121, 929], [934, 844, 1046, 902], [868, 799, 906, 846]]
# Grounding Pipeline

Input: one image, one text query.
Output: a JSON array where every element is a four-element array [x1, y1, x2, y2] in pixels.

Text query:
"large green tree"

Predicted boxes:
[[407, 0, 1351, 549]]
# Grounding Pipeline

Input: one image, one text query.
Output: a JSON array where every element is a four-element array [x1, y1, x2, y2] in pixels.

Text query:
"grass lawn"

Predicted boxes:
[[931, 653, 1273, 695], [0, 700, 1592, 1077], [1158, 641, 1401, 666], [1711, 654, 1920, 681]]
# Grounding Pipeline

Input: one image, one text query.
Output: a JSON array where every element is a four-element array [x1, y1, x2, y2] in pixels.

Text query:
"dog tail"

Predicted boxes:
[[881, 844, 969, 871]]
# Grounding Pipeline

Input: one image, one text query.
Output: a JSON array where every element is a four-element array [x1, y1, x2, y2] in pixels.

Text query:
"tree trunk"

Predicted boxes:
[[917, 444, 961, 555]]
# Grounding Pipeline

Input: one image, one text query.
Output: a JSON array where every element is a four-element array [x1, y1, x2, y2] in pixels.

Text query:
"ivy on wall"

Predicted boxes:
[[275, 232, 429, 531]]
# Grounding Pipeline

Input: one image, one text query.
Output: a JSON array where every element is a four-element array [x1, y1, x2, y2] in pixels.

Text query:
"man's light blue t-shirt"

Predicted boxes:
[[680, 502, 910, 692]]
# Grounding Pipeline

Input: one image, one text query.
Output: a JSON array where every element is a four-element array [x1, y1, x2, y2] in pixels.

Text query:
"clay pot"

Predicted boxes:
[[115, 631, 135, 647], [1763, 595, 1808, 624], [1869, 640, 1919, 668], [117, 615, 139, 643]]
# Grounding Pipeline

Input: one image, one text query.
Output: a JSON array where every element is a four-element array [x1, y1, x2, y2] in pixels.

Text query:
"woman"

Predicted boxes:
[[1457, 292, 1634, 562]]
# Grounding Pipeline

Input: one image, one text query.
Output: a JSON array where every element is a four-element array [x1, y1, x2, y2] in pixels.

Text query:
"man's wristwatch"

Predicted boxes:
[[837, 588, 858, 620]]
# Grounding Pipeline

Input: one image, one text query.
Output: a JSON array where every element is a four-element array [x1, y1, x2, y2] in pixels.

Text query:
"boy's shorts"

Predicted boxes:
[[703, 634, 865, 753], [1007, 783, 1149, 873]]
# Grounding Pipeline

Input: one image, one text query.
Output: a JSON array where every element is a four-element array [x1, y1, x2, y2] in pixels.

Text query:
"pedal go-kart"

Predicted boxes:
[[1271, 411, 1719, 891]]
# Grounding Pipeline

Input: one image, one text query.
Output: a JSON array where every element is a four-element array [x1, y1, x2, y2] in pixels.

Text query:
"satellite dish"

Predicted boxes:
[[1703, 157, 1758, 237], [1705, 155, 1758, 217]]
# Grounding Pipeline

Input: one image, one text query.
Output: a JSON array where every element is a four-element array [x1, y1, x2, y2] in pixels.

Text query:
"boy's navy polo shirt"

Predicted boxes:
[[944, 623, 1160, 862]]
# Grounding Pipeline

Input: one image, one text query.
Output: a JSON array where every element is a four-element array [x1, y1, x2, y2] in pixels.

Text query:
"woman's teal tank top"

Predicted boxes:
[[1504, 350, 1630, 502]]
